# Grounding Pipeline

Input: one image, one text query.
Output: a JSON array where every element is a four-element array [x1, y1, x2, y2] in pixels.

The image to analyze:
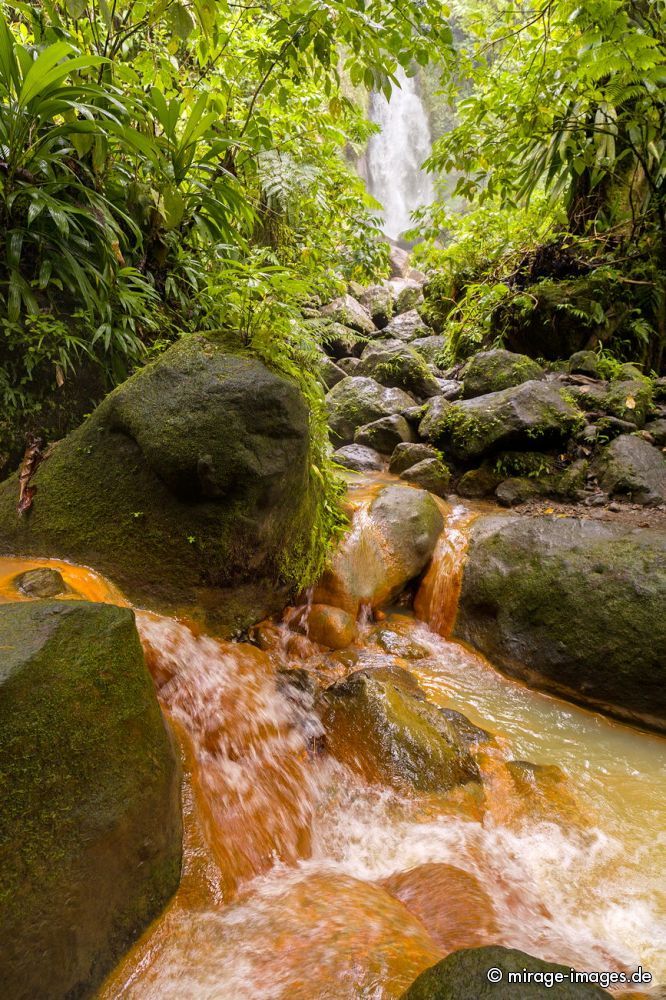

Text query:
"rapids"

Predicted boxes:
[[1, 476, 664, 999]]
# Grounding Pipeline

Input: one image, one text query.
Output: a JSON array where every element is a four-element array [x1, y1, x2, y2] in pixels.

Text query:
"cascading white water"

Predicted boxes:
[[366, 67, 435, 241]]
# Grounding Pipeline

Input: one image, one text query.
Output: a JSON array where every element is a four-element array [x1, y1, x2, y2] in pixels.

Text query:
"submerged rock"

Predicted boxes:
[[401, 945, 611, 998], [13, 566, 67, 598], [326, 376, 414, 444], [314, 483, 443, 615], [462, 349, 544, 398], [320, 669, 484, 792], [454, 515, 666, 730], [593, 434, 666, 505], [0, 601, 181, 999], [0, 335, 320, 632]]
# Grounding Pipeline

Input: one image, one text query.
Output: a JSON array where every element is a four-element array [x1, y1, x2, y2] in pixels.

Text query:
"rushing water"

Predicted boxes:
[[1, 482, 664, 999], [365, 67, 434, 241]]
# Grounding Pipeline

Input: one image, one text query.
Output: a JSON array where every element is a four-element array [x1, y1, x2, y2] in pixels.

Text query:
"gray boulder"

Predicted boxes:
[[411, 335, 447, 366], [357, 341, 441, 398], [326, 376, 414, 444], [389, 442, 440, 475], [644, 417, 666, 445], [384, 309, 430, 342], [355, 414, 415, 454], [400, 457, 451, 498], [454, 514, 666, 730], [594, 434, 666, 505], [359, 284, 393, 328], [333, 444, 385, 472], [318, 355, 346, 389], [320, 294, 376, 336], [462, 349, 544, 398]]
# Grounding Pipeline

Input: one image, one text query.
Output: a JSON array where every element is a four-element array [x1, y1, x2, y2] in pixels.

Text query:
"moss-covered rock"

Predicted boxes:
[[326, 376, 414, 444], [355, 414, 415, 454], [359, 284, 394, 329], [314, 483, 443, 614], [593, 434, 666, 505], [454, 514, 666, 730], [401, 946, 611, 998], [411, 335, 448, 367], [429, 381, 583, 460], [13, 567, 67, 598], [320, 294, 376, 336], [384, 309, 430, 342], [461, 349, 544, 399], [389, 442, 441, 475], [0, 601, 181, 1000], [357, 341, 441, 399], [0, 335, 323, 632], [400, 457, 451, 498], [456, 465, 503, 499], [320, 669, 485, 792]]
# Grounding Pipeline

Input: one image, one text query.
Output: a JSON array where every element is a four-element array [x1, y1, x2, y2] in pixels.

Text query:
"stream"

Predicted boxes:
[[1, 475, 664, 999]]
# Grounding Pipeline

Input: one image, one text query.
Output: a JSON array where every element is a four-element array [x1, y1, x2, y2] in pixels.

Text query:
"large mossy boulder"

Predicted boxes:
[[0, 601, 181, 1000], [453, 515, 666, 730], [320, 669, 486, 792], [0, 336, 321, 632], [314, 483, 443, 615], [357, 341, 441, 399], [326, 376, 414, 444], [426, 381, 583, 460], [594, 434, 666, 505], [320, 293, 376, 336], [384, 309, 430, 342], [461, 349, 544, 398], [401, 946, 611, 999]]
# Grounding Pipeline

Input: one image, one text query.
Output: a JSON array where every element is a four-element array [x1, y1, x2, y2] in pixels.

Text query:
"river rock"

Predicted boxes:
[[320, 670, 483, 792], [495, 477, 541, 507], [644, 417, 666, 445], [593, 434, 666, 505], [596, 378, 653, 427], [326, 376, 414, 444], [383, 309, 430, 342], [454, 514, 666, 730], [314, 483, 443, 614], [431, 381, 582, 460], [400, 457, 451, 498], [359, 284, 394, 329], [0, 601, 181, 999], [357, 341, 441, 398], [355, 414, 415, 454], [13, 567, 67, 598], [456, 465, 502, 499], [334, 444, 385, 472], [400, 946, 612, 998], [0, 335, 320, 633], [462, 349, 544, 399], [389, 442, 440, 475], [568, 350, 601, 377], [320, 294, 376, 336], [305, 603, 357, 649], [411, 335, 447, 366]]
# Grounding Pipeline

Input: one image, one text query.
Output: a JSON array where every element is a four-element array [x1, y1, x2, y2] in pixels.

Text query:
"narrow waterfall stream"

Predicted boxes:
[[365, 67, 434, 240], [1, 477, 664, 999]]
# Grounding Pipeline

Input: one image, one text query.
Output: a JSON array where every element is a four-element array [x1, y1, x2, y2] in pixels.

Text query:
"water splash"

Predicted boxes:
[[366, 67, 434, 240]]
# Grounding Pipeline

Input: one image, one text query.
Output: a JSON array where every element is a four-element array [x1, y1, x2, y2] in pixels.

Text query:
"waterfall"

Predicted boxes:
[[365, 67, 435, 241]]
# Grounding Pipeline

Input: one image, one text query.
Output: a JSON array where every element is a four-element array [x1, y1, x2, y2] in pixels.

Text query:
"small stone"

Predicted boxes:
[[14, 568, 67, 599]]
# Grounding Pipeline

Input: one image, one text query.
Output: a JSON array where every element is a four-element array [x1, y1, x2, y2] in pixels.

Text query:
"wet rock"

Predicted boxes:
[[455, 514, 666, 730], [401, 946, 612, 998], [411, 335, 447, 366], [355, 414, 415, 454], [384, 309, 430, 343], [0, 336, 317, 633], [13, 567, 67, 598], [597, 378, 653, 428], [334, 444, 385, 472], [495, 477, 541, 507], [504, 760, 583, 826], [594, 434, 666, 506], [431, 381, 582, 460], [359, 284, 394, 329], [320, 294, 376, 336], [644, 417, 666, 445], [314, 484, 444, 614], [320, 670, 482, 792], [0, 601, 181, 999], [389, 442, 440, 475], [357, 341, 441, 399], [326, 376, 414, 444], [568, 350, 601, 377], [400, 457, 451, 498], [305, 603, 357, 649], [382, 863, 498, 953], [456, 465, 502, 499], [402, 404, 428, 427], [461, 349, 544, 399], [418, 396, 452, 443]]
